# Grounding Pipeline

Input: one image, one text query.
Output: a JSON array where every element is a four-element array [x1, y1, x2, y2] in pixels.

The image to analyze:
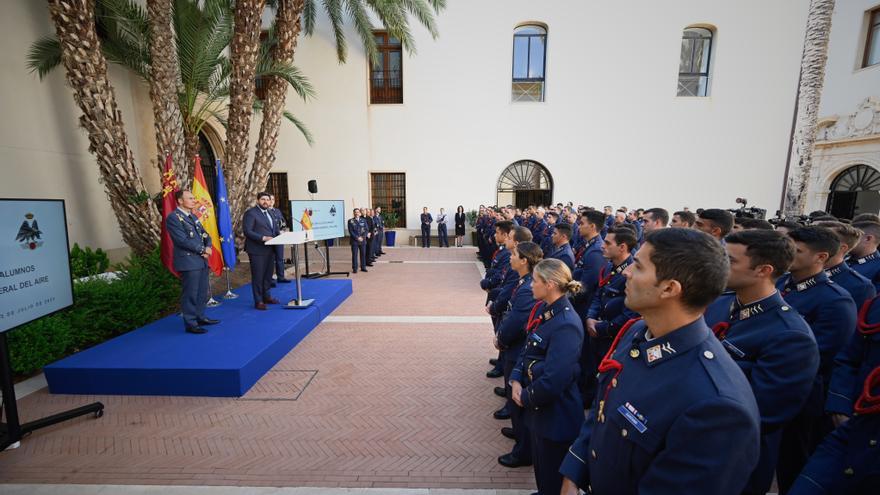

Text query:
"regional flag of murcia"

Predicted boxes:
[[191, 155, 224, 276]]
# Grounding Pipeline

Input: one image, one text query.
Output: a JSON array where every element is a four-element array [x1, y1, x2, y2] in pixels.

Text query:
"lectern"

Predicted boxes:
[[266, 230, 314, 309]]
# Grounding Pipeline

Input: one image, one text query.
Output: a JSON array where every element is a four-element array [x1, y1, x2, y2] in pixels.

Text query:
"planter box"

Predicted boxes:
[[385, 230, 397, 246]]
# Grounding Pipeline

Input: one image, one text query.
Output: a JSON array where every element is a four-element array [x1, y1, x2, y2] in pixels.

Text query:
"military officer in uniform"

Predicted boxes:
[[482, 220, 513, 380], [165, 190, 220, 334], [348, 208, 368, 273], [775, 226, 858, 492], [704, 230, 819, 495], [559, 228, 761, 495], [546, 223, 575, 271], [374, 207, 386, 256], [510, 259, 584, 495], [848, 221, 880, 291], [816, 221, 876, 308]]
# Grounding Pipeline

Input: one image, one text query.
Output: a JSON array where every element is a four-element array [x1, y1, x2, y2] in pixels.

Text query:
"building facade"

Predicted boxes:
[[0, 0, 826, 255]]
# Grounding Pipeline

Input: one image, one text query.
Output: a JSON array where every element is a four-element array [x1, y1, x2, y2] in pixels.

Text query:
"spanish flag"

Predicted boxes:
[[191, 155, 224, 276], [300, 208, 313, 230]]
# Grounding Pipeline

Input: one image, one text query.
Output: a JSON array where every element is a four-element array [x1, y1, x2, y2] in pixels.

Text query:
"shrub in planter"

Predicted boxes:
[[70, 243, 110, 278]]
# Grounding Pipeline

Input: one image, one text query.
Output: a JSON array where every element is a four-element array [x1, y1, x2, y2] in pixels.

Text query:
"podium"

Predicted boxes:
[[266, 230, 315, 309]]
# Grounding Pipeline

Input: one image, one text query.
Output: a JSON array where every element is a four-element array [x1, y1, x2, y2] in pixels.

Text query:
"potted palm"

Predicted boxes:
[[381, 211, 400, 246], [467, 209, 479, 246]]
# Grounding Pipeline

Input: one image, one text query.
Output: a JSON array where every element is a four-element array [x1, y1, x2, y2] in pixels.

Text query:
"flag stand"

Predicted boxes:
[[222, 267, 238, 299]]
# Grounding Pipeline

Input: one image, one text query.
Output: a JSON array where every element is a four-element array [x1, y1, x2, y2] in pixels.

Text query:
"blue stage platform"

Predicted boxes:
[[44, 278, 351, 397]]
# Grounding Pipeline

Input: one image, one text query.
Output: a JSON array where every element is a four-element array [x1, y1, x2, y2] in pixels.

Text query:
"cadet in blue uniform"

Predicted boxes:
[[420, 207, 433, 248], [373, 206, 386, 257], [482, 221, 513, 379], [790, 365, 880, 495], [560, 228, 761, 495], [546, 223, 575, 271], [704, 230, 819, 495], [641, 207, 669, 235], [848, 220, 880, 291], [510, 259, 584, 495], [694, 208, 735, 242], [775, 226, 858, 493], [826, 294, 880, 426], [817, 221, 876, 308], [165, 190, 220, 334], [539, 212, 558, 255], [348, 208, 368, 273], [495, 241, 542, 469]]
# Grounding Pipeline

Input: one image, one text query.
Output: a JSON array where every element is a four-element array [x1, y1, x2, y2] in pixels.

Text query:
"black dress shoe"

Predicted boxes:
[[494, 386, 507, 398], [501, 427, 515, 440], [276, 278, 292, 283], [264, 297, 281, 305], [366, 263, 374, 267], [486, 369, 503, 378], [498, 453, 532, 468], [361, 269, 368, 272], [270, 282, 277, 288], [493, 408, 511, 420], [489, 358, 498, 366], [197, 318, 220, 325], [255, 302, 268, 310], [186, 327, 207, 334]]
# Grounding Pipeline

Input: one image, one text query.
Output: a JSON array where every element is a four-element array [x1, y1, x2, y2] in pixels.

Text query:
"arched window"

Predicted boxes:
[[512, 25, 547, 102], [826, 165, 880, 219], [497, 160, 553, 208], [677, 27, 713, 97]]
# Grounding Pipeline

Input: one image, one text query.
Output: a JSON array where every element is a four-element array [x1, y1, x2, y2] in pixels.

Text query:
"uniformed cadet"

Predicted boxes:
[[641, 207, 669, 235], [539, 212, 559, 255], [373, 206, 386, 257], [559, 228, 761, 495], [789, 365, 880, 495], [694, 208, 735, 242], [601, 206, 615, 237], [165, 190, 220, 334], [420, 206, 433, 248], [826, 293, 880, 427], [670, 209, 696, 228], [775, 226, 858, 493], [704, 230, 819, 495], [532, 208, 549, 248], [495, 241, 542, 469], [482, 220, 514, 379], [348, 208, 368, 273], [268, 194, 291, 284], [816, 221, 876, 308], [546, 223, 575, 271], [509, 259, 584, 495], [848, 221, 880, 291]]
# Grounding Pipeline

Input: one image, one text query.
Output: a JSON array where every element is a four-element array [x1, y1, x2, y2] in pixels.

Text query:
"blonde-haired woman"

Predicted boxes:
[[510, 258, 584, 495]]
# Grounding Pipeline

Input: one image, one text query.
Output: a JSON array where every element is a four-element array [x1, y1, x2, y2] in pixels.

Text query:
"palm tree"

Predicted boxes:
[[783, 0, 836, 216], [44, 0, 160, 255]]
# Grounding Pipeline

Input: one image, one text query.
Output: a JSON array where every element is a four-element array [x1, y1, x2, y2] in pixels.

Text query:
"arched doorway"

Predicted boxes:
[[826, 164, 880, 219], [496, 160, 553, 209]]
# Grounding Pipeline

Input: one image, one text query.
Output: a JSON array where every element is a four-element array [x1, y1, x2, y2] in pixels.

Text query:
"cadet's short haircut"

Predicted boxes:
[[582, 210, 607, 228], [775, 220, 803, 231], [174, 190, 186, 201], [495, 220, 514, 235], [814, 221, 862, 251], [555, 223, 572, 239], [644, 228, 729, 310], [698, 209, 735, 237], [512, 226, 533, 243], [608, 226, 638, 252], [547, 211, 559, 221], [673, 210, 696, 227], [257, 191, 271, 200], [788, 226, 840, 257], [615, 222, 639, 237], [644, 208, 669, 226], [725, 230, 795, 279], [811, 215, 838, 223], [809, 210, 829, 218], [854, 213, 880, 223], [515, 241, 543, 271], [853, 221, 880, 239], [739, 218, 774, 230]]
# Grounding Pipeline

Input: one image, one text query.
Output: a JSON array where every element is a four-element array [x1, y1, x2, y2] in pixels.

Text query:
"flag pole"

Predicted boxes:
[[207, 272, 221, 307], [223, 266, 238, 299]]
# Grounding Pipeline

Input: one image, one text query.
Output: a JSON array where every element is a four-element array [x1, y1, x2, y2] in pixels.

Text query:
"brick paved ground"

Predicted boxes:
[[0, 247, 536, 491]]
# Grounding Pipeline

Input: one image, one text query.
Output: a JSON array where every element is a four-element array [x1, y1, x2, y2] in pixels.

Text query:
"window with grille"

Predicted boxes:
[[266, 172, 291, 227], [370, 173, 406, 228], [677, 27, 713, 97], [865, 7, 880, 68], [512, 25, 547, 102], [370, 32, 403, 104]]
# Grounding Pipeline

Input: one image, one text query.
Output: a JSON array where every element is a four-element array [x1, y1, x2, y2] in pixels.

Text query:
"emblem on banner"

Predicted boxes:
[[16, 213, 44, 250]]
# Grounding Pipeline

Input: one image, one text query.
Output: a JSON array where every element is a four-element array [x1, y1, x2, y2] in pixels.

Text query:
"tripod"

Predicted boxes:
[[303, 240, 349, 279]]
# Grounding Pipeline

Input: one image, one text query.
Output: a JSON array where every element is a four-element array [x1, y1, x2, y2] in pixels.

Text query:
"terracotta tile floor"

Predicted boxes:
[[0, 248, 536, 490]]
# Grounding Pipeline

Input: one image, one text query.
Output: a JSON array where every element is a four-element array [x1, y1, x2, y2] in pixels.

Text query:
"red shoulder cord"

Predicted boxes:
[[854, 366, 880, 415], [712, 322, 730, 341], [598, 265, 611, 287], [491, 248, 500, 261], [575, 245, 586, 263], [858, 296, 880, 335], [596, 317, 643, 407], [526, 302, 545, 333]]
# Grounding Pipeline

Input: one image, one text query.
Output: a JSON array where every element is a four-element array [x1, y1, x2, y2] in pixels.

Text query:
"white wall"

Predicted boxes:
[[274, 0, 808, 227], [820, 0, 880, 118]]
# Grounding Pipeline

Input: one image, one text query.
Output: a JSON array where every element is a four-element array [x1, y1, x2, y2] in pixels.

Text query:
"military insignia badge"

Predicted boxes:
[[16, 213, 43, 250], [646, 345, 663, 363]]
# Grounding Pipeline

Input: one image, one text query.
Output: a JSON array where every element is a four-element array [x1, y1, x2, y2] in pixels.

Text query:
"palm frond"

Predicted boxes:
[[303, 0, 317, 36], [324, 0, 348, 63], [255, 62, 316, 101], [343, 0, 378, 65], [398, 0, 439, 39], [366, 0, 415, 54], [26, 36, 63, 80], [253, 100, 314, 145]]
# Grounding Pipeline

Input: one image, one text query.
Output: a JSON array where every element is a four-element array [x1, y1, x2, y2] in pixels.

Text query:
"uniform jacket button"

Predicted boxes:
[[870, 439, 878, 447], [591, 449, 597, 459], [621, 428, 628, 437], [844, 467, 854, 476], [703, 350, 714, 359]]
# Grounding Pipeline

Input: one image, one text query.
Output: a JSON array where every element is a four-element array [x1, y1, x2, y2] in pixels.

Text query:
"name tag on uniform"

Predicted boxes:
[[617, 403, 648, 433], [530, 334, 543, 343], [722, 340, 746, 359]]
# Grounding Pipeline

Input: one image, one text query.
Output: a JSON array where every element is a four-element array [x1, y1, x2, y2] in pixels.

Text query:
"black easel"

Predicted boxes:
[[0, 332, 103, 451], [303, 240, 349, 279]]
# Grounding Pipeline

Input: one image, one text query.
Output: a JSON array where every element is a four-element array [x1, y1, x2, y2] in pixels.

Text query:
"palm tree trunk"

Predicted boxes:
[[246, 0, 305, 208], [783, 0, 835, 216], [226, 0, 266, 241], [146, 0, 189, 188], [184, 128, 200, 176], [48, 0, 160, 255]]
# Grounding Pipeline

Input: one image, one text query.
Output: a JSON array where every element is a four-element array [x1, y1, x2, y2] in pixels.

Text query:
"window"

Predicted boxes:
[[370, 32, 403, 104], [677, 27, 713, 97], [266, 172, 291, 227], [865, 7, 880, 68], [370, 173, 406, 227], [512, 25, 547, 102]]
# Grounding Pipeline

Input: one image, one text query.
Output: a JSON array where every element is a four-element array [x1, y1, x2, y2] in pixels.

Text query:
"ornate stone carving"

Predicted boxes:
[[817, 97, 880, 141]]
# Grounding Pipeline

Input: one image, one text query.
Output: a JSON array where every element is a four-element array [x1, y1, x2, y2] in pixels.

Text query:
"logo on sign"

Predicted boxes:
[[16, 213, 43, 250]]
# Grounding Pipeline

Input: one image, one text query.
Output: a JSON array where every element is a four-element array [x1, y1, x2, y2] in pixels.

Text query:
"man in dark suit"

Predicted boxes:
[[243, 191, 279, 310], [268, 194, 291, 285], [165, 190, 220, 334], [364, 207, 376, 266]]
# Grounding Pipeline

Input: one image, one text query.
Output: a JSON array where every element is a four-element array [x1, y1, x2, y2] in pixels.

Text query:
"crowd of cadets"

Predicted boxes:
[[346, 207, 386, 273], [475, 203, 880, 495]]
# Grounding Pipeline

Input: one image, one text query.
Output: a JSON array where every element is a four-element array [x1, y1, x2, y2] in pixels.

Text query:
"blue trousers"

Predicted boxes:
[[438, 224, 449, 247], [421, 225, 431, 247], [180, 267, 209, 329], [351, 240, 366, 271], [504, 357, 532, 461], [530, 434, 569, 495], [273, 244, 286, 279]]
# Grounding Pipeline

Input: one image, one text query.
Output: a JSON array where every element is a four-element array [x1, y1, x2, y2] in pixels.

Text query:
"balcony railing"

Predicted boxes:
[[371, 70, 403, 104]]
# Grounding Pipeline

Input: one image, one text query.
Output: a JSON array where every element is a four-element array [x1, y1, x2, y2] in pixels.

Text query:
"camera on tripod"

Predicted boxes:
[[728, 197, 767, 220]]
